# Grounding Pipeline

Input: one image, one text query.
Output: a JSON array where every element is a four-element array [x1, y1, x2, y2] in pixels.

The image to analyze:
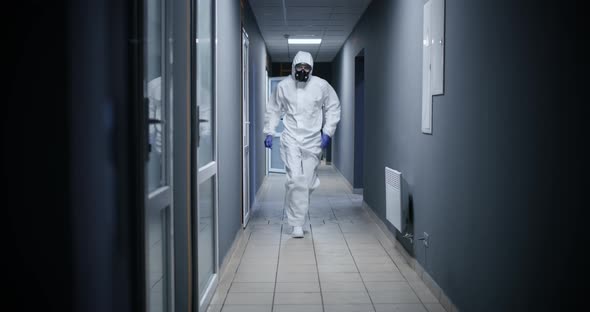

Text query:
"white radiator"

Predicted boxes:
[[385, 167, 403, 232]]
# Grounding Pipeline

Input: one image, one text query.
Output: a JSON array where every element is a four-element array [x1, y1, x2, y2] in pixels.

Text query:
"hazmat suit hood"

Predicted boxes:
[[292, 51, 314, 81]]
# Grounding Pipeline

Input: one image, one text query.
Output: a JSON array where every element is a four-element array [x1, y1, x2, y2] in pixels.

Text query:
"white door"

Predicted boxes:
[[267, 76, 286, 174], [242, 29, 250, 228]]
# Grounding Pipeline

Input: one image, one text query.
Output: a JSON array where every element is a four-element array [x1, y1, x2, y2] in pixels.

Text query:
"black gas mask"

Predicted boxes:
[[294, 63, 311, 82]]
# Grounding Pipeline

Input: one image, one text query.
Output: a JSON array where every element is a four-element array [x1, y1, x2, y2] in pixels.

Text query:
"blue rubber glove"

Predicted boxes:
[[320, 133, 331, 149], [264, 135, 273, 148]]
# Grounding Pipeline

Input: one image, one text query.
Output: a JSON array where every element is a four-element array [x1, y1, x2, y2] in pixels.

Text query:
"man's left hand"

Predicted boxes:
[[320, 134, 331, 149]]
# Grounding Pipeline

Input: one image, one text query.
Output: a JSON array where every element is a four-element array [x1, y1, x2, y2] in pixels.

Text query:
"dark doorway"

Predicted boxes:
[[353, 50, 365, 191]]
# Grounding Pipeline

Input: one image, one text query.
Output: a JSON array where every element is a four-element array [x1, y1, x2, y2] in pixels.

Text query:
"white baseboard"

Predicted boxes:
[[362, 201, 460, 312]]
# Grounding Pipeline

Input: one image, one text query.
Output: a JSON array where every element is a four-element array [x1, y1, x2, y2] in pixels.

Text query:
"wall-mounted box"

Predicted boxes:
[[422, 0, 445, 134], [430, 0, 445, 95]]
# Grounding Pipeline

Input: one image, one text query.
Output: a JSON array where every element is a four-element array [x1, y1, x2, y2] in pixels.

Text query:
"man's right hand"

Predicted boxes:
[[264, 135, 273, 148]]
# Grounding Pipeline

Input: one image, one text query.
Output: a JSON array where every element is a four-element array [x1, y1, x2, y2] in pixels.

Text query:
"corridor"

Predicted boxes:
[[6, 0, 581, 311], [206, 165, 445, 312]]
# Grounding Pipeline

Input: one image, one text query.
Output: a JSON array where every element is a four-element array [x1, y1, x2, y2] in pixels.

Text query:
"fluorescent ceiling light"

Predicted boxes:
[[288, 38, 322, 45]]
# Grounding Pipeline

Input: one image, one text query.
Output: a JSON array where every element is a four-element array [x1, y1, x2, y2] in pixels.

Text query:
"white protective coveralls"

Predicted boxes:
[[264, 51, 341, 227]]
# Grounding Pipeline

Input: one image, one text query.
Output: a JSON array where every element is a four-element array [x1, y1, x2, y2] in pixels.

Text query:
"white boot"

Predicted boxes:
[[292, 226, 304, 238]]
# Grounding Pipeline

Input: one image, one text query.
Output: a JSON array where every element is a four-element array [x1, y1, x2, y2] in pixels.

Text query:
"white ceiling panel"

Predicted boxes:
[[250, 0, 372, 62]]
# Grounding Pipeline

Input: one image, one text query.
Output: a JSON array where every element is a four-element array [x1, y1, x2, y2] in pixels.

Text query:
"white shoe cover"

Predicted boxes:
[[292, 226, 304, 238]]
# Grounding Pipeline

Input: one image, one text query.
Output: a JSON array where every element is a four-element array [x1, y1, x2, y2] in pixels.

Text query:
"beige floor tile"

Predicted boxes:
[[323, 292, 372, 304], [274, 304, 324, 312], [277, 271, 319, 282], [280, 250, 316, 257], [369, 290, 421, 304], [347, 243, 386, 250], [315, 249, 352, 257], [357, 263, 400, 273], [350, 250, 389, 257], [275, 282, 320, 292], [220, 304, 272, 312], [243, 246, 280, 252], [374, 303, 428, 312], [224, 292, 274, 305], [321, 281, 366, 292], [318, 264, 359, 273], [239, 257, 279, 265], [281, 245, 315, 252], [320, 272, 363, 282], [361, 272, 406, 282], [237, 263, 277, 272], [324, 304, 376, 312], [233, 271, 276, 283], [229, 282, 275, 293], [273, 292, 322, 304], [279, 256, 318, 265], [316, 256, 356, 265], [423, 303, 447, 312], [354, 256, 395, 264], [278, 264, 318, 273]]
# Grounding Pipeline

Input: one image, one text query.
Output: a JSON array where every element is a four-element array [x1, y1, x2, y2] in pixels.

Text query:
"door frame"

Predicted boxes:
[[241, 28, 251, 228], [266, 76, 286, 174], [353, 50, 365, 194], [143, 0, 175, 311], [192, 0, 220, 309]]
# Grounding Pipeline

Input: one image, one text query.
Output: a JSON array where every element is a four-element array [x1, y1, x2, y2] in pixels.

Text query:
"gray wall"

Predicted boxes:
[[216, 0, 242, 264], [171, 0, 191, 310], [243, 1, 270, 206], [331, 46, 356, 186], [332, 0, 581, 311]]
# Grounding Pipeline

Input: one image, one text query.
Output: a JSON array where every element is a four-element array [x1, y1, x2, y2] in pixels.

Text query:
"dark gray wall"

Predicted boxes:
[[171, 0, 191, 310], [217, 0, 242, 264], [7, 1, 148, 311], [243, 1, 269, 206], [353, 55, 365, 189], [332, 45, 356, 185], [332, 0, 581, 311]]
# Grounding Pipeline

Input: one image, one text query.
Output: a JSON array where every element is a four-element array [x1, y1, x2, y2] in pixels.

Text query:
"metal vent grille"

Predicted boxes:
[[385, 167, 400, 190], [385, 167, 402, 232]]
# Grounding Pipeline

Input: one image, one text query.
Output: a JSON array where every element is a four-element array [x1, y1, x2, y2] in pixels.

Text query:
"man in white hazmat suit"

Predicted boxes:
[[264, 51, 341, 238]]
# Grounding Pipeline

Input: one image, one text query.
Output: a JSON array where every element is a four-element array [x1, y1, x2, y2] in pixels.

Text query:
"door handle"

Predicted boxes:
[[144, 98, 150, 159]]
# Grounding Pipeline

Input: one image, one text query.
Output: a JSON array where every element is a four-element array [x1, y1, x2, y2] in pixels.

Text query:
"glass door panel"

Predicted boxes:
[[144, 0, 173, 311], [194, 0, 217, 309], [267, 77, 286, 173], [198, 177, 215, 293]]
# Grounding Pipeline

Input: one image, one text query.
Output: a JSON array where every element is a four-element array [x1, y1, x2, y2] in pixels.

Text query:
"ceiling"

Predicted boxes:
[[249, 0, 373, 63]]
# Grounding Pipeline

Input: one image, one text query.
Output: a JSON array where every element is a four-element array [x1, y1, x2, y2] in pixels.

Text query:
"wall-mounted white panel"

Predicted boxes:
[[430, 0, 445, 95], [422, 0, 432, 134]]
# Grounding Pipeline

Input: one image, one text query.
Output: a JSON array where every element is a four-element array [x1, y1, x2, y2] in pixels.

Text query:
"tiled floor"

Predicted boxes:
[[207, 165, 446, 312]]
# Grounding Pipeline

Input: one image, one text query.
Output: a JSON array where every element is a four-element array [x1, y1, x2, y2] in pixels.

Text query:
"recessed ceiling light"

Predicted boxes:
[[288, 38, 322, 45]]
